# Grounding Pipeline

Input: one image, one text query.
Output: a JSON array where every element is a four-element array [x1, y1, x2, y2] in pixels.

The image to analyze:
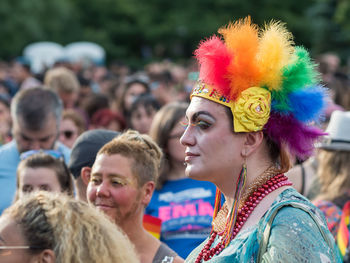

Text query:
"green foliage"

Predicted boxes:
[[306, 0, 350, 60], [0, 0, 349, 67], [0, 0, 79, 60]]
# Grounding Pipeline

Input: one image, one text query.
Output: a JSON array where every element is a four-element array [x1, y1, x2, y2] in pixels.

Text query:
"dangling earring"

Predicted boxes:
[[222, 154, 247, 247], [210, 186, 222, 236], [212, 187, 222, 220]]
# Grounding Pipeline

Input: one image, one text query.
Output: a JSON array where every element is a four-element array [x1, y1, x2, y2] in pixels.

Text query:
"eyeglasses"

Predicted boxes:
[[20, 149, 64, 161], [60, 130, 76, 139], [0, 246, 45, 256]]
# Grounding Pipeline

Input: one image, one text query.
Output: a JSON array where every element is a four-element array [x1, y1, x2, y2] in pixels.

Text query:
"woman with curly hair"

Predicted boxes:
[[0, 191, 139, 263]]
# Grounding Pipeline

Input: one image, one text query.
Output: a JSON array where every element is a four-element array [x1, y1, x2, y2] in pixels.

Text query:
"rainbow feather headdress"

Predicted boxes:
[[191, 17, 327, 158]]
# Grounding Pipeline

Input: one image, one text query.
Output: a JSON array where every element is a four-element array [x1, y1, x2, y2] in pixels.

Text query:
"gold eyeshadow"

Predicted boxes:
[[111, 178, 127, 186], [90, 174, 134, 187]]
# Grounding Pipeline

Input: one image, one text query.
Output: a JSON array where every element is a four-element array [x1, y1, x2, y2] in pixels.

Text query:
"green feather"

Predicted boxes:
[[271, 46, 321, 112]]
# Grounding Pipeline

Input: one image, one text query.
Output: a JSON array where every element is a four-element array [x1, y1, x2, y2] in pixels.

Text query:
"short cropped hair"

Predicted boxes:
[[11, 87, 63, 130], [97, 130, 162, 186]]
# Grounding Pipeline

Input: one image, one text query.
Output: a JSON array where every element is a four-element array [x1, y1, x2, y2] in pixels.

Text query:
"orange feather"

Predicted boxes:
[[218, 17, 261, 100]]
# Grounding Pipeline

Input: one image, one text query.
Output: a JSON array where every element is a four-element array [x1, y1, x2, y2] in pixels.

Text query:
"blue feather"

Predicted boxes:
[[287, 85, 328, 123]]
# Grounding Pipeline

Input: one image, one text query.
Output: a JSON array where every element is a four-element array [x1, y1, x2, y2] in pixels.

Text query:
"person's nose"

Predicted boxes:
[[180, 125, 195, 147], [140, 115, 151, 126], [29, 140, 41, 150], [59, 133, 65, 142], [96, 182, 110, 198]]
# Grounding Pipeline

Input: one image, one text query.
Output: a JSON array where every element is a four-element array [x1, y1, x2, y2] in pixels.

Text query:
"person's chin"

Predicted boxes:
[[185, 164, 206, 181], [96, 205, 114, 214], [98, 207, 116, 220]]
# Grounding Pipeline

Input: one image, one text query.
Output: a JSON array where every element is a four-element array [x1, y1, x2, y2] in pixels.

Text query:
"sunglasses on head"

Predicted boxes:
[[61, 130, 75, 139], [19, 149, 71, 179], [20, 149, 64, 161]]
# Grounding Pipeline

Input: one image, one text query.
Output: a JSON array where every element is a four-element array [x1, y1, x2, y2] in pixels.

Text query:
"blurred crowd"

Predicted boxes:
[[1, 52, 349, 147], [0, 57, 199, 146]]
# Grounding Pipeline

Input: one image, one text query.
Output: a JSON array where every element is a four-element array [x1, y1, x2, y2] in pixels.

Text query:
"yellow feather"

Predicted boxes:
[[257, 20, 294, 91]]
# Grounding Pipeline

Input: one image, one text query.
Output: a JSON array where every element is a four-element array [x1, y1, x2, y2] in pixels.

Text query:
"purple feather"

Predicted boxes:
[[264, 113, 326, 159]]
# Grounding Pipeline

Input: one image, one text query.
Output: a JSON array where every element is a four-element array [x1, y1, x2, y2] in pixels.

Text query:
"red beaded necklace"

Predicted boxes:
[[195, 173, 292, 262]]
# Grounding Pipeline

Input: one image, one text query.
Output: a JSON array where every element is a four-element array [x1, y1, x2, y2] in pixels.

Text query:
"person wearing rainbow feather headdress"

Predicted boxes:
[[181, 17, 341, 262]]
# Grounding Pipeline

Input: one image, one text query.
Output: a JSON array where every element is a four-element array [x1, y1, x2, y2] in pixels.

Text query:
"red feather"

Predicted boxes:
[[194, 36, 233, 97]]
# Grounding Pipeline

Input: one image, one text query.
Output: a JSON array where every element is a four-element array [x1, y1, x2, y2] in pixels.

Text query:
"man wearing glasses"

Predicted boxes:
[[0, 87, 70, 214]]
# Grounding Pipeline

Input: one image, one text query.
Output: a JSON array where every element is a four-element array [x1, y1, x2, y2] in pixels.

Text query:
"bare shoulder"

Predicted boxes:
[[286, 165, 302, 193]]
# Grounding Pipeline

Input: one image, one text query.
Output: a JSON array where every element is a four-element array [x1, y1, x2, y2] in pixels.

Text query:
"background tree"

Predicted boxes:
[[0, 0, 79, 59], [0, 0, 349, 67]]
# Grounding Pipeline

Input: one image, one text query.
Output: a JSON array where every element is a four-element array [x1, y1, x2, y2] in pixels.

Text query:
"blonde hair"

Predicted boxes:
[[98, 129, 162, 186], [3, 191, 139, 263], [317, 150, 350, 201], [62, 109, 86, 135], [44, 67, 79, 94]]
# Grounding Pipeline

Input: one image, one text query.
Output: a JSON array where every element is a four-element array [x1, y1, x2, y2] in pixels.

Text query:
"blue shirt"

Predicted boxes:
[[0, 140, 71, 215], [145, 178, 217, 258]]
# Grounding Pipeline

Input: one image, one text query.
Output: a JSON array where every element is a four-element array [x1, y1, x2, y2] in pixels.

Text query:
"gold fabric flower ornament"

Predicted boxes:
[[233, 87, 271, 132]]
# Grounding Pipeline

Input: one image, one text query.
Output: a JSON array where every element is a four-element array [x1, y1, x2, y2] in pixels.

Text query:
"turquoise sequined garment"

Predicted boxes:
[[185, 188, 342, 263]]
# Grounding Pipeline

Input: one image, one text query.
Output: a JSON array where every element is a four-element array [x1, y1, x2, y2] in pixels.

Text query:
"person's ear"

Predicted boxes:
[[38, 249, 55, 263], [242, 131, 264, 157], [141, 181, 155, 206], [81, 167, 92, 186]]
